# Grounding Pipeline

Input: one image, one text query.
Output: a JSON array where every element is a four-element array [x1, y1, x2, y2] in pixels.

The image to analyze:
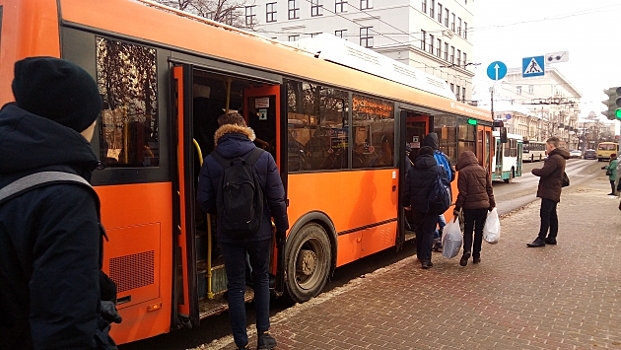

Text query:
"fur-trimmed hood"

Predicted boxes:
[[214, 124, 256, 146]]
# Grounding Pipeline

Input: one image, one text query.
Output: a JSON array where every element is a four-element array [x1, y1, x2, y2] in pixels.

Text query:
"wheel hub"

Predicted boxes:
[[296, 249, 317, 276]]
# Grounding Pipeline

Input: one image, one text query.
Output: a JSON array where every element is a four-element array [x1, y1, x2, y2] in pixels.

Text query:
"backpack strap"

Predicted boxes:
[[0, 171, 91, 205], [211, 147, 264, 169]]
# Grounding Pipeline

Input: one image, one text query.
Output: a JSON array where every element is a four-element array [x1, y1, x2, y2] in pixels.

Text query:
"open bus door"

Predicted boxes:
[[171, 65, 199, 328], [397, 111, 430, 248], [243, 85, 286, 294]]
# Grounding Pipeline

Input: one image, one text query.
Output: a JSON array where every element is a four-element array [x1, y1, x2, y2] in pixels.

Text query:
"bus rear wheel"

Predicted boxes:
[[285, 223, 331, 303], [503, 169, 514, 183]]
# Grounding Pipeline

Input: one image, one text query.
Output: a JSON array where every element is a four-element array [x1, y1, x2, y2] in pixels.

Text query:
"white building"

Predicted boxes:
[[246, 0, 475, 102]]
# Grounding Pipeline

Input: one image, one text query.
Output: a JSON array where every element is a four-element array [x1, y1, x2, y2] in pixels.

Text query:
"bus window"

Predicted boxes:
[[433, 114, 457, 164], [352, 94, 395, 168], [97, 37, 159, 167], [457, 119, 476, 155], [286, 80, 349, 171]]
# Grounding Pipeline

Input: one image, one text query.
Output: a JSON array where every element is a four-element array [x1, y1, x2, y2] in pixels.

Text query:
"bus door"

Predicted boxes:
[[243, 85, 286, 292], [478, 126, 493, 175], [397, 111, 430, 247], [516, 141, 523, 176], [494, 137, 503, 179]]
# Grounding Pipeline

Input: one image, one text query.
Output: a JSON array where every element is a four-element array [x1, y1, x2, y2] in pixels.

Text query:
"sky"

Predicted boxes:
[[471, 0, 621, 122]]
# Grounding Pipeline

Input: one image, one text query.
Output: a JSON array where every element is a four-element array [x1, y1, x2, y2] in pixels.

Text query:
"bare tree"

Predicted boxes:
[[151, 0, 256, 29]]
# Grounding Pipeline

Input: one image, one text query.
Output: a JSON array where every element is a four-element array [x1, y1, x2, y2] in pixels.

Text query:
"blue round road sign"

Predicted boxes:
[[487, 61, 507, 81]]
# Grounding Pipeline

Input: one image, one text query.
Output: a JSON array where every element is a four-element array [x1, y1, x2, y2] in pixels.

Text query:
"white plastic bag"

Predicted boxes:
[[442, 217, 462, 259], [483, 208, 501, 244]]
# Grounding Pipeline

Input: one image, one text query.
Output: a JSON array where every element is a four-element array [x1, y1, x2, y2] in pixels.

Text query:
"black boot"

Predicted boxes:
[[460, 251, 471, 266], [257, 331, 277, 350], [527, 237, 545, 247]]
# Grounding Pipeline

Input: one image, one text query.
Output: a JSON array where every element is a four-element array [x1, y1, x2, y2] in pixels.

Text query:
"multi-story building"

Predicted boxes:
[[246, 0, 475, 102], [490, 66, 582, 149]]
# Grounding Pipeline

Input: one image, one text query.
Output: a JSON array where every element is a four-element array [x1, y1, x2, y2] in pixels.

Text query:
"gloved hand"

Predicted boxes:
[[452, 209, 460, 220], [276, 231, 286, 246]]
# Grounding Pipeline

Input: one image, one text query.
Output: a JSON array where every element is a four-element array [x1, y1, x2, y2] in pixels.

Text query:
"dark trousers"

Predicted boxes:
[[610, 180, 616, 194], [463, 208, 488, 259], [220, 239, 272, 348], [538, 198, 558, 240], [415, 212, 438, 263]]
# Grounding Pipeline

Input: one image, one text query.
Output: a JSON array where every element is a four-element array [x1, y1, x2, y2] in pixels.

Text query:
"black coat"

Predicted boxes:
[[403, 154, 448, 213], [0, 103, 102, 349], [532, 148, 570, 202], [196, 124, 289, 242]]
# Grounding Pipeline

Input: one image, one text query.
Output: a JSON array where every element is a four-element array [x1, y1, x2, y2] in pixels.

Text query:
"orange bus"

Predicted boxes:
[[0, 0, 495, 344]]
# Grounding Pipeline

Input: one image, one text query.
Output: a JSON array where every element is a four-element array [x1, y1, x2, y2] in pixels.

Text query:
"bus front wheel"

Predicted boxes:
[[285, 223, 331, 303]]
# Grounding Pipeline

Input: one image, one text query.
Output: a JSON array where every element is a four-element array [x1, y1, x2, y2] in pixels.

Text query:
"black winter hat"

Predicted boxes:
[[12, 56, 102, 132], [419, 146, 434, 156]]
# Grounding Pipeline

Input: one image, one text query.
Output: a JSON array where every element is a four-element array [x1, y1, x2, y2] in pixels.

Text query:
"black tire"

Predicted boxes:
[[503, 169, 514, 183], [285, 223, 331, 303]]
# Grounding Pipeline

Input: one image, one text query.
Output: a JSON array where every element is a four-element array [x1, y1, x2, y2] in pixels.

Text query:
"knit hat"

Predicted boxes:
[[12, 57, 102, 132], [405, 143, 412, 153], [419, 146, 434, 156]]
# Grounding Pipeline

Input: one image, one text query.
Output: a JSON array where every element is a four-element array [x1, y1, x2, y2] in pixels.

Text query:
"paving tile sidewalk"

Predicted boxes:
[[207, 177, 621, 350]]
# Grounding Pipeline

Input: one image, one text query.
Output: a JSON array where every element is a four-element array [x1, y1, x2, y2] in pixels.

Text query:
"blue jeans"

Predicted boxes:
[[433, 214, 447, 240], [220, 239, 272, 347]]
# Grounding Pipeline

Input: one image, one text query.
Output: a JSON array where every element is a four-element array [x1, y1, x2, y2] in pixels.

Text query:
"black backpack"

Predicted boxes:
[[428, 166, 452, 215], [211, 148, 265, 238]]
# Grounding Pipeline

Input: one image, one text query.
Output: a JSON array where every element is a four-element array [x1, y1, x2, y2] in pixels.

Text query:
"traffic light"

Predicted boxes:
[[603, 87, 621, 120]]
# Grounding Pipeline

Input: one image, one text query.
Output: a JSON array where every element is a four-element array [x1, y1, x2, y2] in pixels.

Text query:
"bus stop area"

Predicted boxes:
[[204, 176, 621, 350]]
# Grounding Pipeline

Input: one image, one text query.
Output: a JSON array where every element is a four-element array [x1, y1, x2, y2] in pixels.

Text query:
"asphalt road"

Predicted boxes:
[[119, 158, 605, 350]]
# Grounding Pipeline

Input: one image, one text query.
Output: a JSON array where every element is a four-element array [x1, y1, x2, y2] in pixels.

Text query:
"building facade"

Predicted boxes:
[[490, 67, 583, 150], [246, 0, 475, 102]]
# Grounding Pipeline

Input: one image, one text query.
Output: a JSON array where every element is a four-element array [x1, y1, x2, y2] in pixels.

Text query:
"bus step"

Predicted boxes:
[[197, 263, 228, 297], [198, 287, 254, 319]]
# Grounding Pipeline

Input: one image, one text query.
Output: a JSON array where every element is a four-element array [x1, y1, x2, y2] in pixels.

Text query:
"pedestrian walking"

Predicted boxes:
[[0, 57, 118, 349], [196, 111, 289, 350], [403, 146, 449, 269], [423, 132, 456, 252], [453, 151, 496, 266], [601, 153, 617, 195], [527, 136, 570, 247]]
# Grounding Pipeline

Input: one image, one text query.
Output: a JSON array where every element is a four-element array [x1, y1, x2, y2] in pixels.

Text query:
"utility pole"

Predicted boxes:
[[490, 86, 494, 121]]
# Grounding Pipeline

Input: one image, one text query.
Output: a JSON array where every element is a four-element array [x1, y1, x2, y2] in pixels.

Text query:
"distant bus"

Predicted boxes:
[[492, 131, 523, 183], [596, 142, 619, 162], [522, 140, 546, 162]]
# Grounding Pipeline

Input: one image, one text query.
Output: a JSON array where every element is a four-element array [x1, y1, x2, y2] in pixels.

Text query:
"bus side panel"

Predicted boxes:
[[0, 0, 60, 105], [288, 169, 398, 268], [96, 182, 173, 344]]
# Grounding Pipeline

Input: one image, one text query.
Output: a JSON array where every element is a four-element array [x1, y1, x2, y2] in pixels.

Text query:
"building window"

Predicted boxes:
[[335, 0, 347, 13], [360, 27, 373, 47], [529, 85, 534, 94], [430, 0, 435, 18], [421, 30, 427, 51], [450, 83, 455, 95], [288, 0, 299, 19], [450, 46, 455, 63], [451, 13, 455, 31], [429, 34, 435, 54], [462, 87, 466, 102], [456, 49, 461, 65], [335, 29, 347, 39], [310, 32, 321, 38], [517, 86, 522, 95], [437, 3, 442, 22], [245, 5, 256, 26], [463, 52, 467, 65], [456, 85, 460, 100], [444, 8, 449, 27], [311, 0, 323, 16], [361, 0, 372, 10], [289, 35, 299, 42], [457, 17, 462, 36], [443, 42, 449, 60], [422, 0, 427, 13], [436, 38, 442, 57], [266, 2, 277, 22], [464, 22, 468, 39]]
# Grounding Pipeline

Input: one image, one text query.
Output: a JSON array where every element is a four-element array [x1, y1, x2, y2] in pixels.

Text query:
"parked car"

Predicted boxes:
[[583, 149, 597, 160], [569, 149, 582, 158]]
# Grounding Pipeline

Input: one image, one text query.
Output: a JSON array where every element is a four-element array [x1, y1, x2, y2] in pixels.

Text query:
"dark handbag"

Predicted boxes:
[[606, 168, 612, 176], [561, 172, 570, 187]]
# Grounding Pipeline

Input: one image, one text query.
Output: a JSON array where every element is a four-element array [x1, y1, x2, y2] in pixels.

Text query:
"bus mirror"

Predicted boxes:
[[500, 127, 508, 143]]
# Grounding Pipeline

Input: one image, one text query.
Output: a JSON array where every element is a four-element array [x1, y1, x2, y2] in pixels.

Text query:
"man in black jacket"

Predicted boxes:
[[403, 146, 449, 269], [0, 57, 111, 348], [197, 112, 289, 350]]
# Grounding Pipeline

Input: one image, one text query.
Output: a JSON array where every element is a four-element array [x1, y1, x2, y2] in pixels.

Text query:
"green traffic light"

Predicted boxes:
[[616, 109, 621, 119], [467, 118, 477, 125]]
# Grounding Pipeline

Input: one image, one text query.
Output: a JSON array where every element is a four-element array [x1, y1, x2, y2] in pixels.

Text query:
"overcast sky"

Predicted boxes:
[[471, 0, 621, 120]]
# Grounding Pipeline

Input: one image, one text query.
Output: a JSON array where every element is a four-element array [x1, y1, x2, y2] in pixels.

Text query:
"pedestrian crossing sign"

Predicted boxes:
[[522, 56, 545, 78]]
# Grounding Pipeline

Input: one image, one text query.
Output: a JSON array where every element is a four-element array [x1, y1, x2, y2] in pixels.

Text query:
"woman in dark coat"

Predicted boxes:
[[453, 151, 496, 266]]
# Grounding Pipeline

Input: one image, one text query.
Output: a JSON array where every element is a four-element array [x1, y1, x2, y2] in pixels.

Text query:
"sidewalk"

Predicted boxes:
[[205, 177, 621, 350]]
